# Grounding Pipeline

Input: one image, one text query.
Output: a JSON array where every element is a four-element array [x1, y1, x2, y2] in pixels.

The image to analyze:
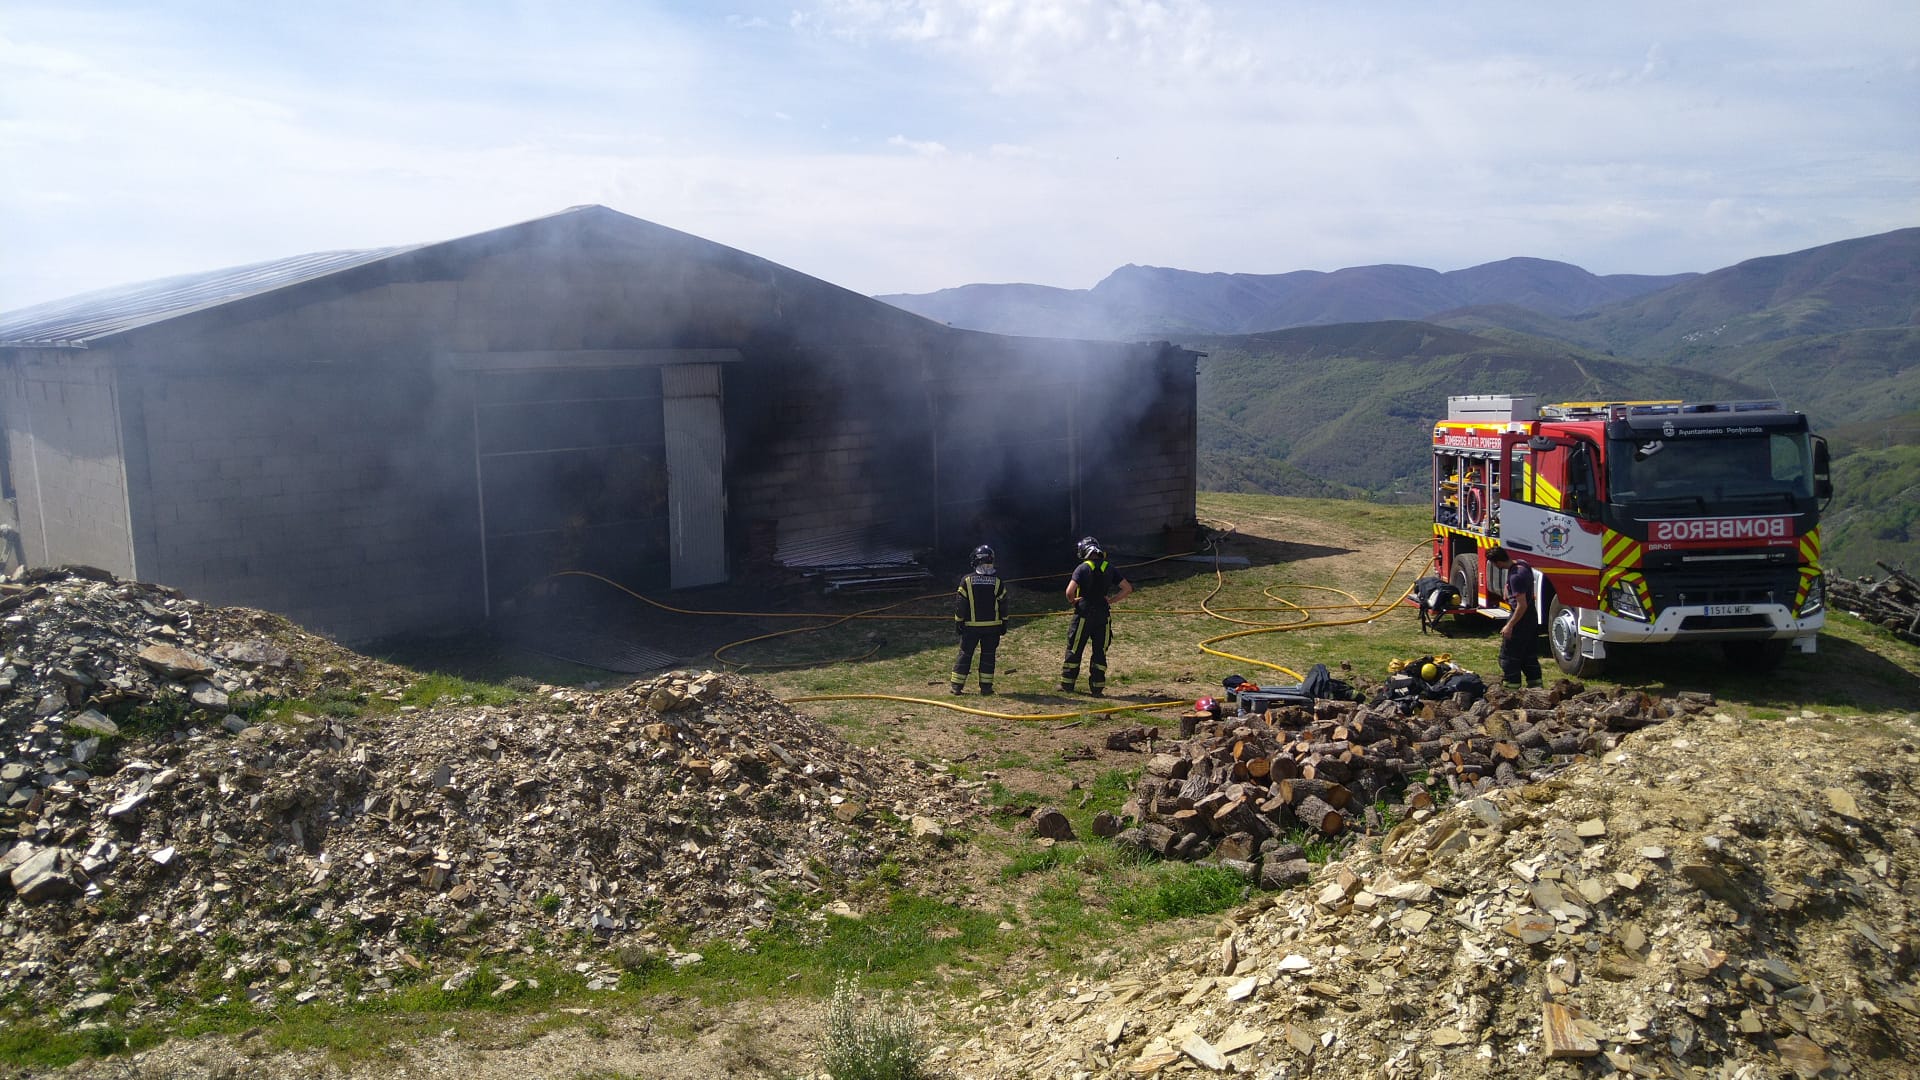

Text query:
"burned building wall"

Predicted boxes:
[[93, 222, 785, 642], [1076, 344, 1198, 548], [0, 207, 1200, 644], [0, 353, 136, 577], [116, 358, 478, 644]]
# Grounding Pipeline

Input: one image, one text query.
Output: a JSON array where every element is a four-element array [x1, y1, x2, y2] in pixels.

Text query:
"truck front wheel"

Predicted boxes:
[[1548, 598, 1604, 678]]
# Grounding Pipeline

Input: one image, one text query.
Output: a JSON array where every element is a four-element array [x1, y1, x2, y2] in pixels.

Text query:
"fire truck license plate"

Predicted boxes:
[[1706, 604, 1753, 616]]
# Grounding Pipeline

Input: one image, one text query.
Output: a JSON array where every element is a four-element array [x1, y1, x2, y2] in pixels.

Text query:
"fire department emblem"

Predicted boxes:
[[1662, 420, 1676, 438], [1540, 518, 1574, 556]]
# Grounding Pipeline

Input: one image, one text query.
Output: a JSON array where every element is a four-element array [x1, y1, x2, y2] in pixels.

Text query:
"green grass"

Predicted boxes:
[[1108, 863, 1248, 921], [1001, 845, 1075, 881]]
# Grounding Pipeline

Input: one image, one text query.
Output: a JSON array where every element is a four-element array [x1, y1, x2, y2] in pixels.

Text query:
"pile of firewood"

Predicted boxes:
[[1830, 562, 1920, 645], [1113, 682, 1716, 877]]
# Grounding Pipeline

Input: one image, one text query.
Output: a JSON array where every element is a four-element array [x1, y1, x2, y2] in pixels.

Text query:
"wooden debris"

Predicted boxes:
[[1830, 562, 1920, 644], [1120, 682, 1713, 868]]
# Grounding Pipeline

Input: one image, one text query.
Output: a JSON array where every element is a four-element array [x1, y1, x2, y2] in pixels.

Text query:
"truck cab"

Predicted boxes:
[[1430, 396, 1830, 676]]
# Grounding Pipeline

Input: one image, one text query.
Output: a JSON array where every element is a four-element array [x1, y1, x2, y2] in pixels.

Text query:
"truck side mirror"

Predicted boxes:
[[1567, 444, 1600, 518], [1812, 436, 1833, 503]]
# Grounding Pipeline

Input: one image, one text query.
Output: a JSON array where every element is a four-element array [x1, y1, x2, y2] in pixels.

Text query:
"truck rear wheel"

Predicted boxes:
[[1548, 598, 1604, 678], [1449, 553, 1479, 617]]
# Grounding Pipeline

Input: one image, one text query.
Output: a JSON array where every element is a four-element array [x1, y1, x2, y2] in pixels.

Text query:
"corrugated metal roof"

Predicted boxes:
[[0, 246, 421, 348]]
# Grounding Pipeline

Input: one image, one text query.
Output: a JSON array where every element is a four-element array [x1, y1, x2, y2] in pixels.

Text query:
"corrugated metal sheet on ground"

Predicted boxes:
[[0, 247, 420, 346], [775, 528, 920, 568], [775, 527, 931, 591]]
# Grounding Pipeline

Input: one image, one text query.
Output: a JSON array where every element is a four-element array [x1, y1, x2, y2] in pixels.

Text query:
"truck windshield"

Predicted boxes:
[[1608, 432, 1814, 503]]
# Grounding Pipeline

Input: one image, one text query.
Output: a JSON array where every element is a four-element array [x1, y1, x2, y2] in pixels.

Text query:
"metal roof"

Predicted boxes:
[[0, 246, 422, 348]]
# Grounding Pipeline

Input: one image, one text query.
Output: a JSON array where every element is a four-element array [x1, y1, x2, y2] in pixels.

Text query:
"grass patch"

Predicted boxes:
[[0, 1019, 166, 1072], [1109, 863, 1248, 921], [1001, 845, 1075, 881], [621, 891, 1004, 1002], [1282, 827, 1349, 864]]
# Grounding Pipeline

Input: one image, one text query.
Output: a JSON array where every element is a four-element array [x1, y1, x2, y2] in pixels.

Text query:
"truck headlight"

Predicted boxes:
[[1799, 574, 1825, 617], [1607, 581, 1649, 622]]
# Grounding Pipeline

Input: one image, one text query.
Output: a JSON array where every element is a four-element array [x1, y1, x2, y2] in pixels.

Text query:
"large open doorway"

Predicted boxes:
[[473, 367, 670, 614]]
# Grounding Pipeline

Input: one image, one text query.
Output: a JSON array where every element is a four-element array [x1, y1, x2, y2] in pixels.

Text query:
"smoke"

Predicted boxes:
[[4, 206, 1193, 646]]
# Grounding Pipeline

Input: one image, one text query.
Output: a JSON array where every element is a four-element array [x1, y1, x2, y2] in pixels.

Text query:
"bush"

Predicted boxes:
[[820, 975, 930, 1080]]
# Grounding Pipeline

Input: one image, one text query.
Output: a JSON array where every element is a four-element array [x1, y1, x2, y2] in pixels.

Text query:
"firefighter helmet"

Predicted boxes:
[[1076, 536, 1102, 562], [972, 544, 995, 566], [1420, 662, 1441, 682]]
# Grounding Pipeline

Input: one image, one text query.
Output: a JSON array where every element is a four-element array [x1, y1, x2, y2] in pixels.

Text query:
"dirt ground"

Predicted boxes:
[[37, 499, 1920, 1080]]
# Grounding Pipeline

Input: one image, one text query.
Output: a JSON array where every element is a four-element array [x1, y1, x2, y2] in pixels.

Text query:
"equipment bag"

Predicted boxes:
[[1238, 687, 1313, 715], [1300, 662, 1360, 702]]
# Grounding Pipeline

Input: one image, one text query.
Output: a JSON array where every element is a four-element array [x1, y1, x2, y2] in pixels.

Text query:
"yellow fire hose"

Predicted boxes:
[[785, 693, 1191, 722], [546, 535, 1432, 721]]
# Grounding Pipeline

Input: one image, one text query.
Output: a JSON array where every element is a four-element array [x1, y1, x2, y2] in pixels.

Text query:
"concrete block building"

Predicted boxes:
[[0, 207, 1197, 642]]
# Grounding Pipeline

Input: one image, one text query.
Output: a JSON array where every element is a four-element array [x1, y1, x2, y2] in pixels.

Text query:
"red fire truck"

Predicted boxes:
[[1429, 395, 1831, 675]]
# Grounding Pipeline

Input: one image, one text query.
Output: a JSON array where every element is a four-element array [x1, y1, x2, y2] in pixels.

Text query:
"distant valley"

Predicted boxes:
[[880, 228, 1920, 578]]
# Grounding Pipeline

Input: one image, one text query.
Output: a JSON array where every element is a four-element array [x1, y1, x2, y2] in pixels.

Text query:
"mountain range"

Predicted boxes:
[[879, 259, 1697, 341], [880, 227, 1920, 577]]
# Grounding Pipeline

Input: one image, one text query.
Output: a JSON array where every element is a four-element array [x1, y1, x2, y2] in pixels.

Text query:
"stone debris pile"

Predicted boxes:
[[1114, 682, 1712, 890], [947, 708, 1920, 1079], [0, 567, 975, 1018], [1, 565, 409, 820]]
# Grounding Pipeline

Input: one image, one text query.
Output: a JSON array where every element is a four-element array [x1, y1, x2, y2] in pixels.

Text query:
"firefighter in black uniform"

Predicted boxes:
[[1487, 546, 1544, 688], [951, 544, 1009, 695], [1060, 536, 1132, 696]]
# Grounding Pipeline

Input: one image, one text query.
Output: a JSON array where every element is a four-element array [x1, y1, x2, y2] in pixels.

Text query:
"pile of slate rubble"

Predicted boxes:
[[948, 704, 1920, 1079], [0, 567, 974, 1020]]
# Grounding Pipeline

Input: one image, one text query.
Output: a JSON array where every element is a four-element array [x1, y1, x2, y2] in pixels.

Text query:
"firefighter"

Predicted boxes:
[[951, 544, 1008, 695], [1060, 536, 1133, 696], [1486, 546, 1544, 688]]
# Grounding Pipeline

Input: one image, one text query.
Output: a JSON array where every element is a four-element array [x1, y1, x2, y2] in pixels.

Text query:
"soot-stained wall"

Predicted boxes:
[[0, 207, 1197, 643]]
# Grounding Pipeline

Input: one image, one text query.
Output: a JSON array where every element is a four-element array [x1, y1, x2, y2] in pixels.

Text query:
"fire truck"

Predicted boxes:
[[1429, 395, 1831, 675]]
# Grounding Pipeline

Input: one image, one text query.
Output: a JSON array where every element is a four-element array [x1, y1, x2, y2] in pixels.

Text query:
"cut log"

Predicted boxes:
[[1296, 794, 1344, 835], [1280, 776, 1351, 810], [1404, 782, 1434, 811], [1170, 808, 1208, 835], [1546, 733, 1585, 756]]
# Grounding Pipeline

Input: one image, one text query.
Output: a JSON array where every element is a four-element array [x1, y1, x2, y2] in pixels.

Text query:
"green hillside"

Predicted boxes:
[[1189, 321, 1757, 496], [1821, 444, 1920, 577], [1442, 232, 1920, 433], [1582, 227, 1920, 357], [1646, 327, 1920, 432], [1824, 408, 1920, 455]]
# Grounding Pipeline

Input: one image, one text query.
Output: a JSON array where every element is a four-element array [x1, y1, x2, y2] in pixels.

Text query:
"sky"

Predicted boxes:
[[2, 0, 1916, 311]]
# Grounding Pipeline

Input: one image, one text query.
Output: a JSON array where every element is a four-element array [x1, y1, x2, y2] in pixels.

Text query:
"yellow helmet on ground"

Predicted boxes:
[[1420, 662, 1441, 681]]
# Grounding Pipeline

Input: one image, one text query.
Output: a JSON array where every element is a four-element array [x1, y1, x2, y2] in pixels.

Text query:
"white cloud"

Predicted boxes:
[[0, 1, 1915, 307], [886, 134, 951, 156]]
